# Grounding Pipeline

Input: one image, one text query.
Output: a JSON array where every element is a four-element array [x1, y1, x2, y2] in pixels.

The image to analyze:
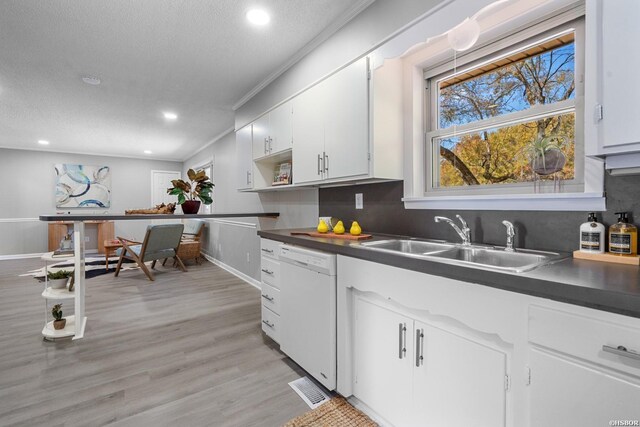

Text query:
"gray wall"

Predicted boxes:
[[319, 174, 640, 253], [0, 148, 182, 256], [183, 133, 318, 283], [235, 0, 444, 128]]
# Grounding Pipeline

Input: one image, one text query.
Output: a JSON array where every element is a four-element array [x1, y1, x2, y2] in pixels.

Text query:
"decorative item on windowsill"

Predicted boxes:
[[47, 270, 73, 289], [51, 304, 66, 330], [272, 161, 292, 186], [166, 169, 214, 214], [526, 135, 568, 192]]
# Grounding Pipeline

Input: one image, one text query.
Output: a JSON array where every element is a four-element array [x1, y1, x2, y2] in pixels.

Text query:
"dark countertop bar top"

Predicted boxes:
[[40, 212, 280, 221], [258, 228, 640, 319]]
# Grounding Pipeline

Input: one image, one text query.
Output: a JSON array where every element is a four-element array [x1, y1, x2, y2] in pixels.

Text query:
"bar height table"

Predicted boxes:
[[39, 212, 279, 340]]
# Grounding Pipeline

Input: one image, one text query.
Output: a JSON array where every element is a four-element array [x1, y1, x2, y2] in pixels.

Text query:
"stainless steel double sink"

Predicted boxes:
[[356, 239, 567, 273]]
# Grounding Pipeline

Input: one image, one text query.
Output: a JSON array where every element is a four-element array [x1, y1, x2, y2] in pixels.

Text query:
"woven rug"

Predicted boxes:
[[284, 397, 377, 427], [20, 256, 137, 280]]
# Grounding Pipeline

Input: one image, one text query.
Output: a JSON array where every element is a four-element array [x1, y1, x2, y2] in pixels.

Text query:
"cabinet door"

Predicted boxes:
[[323, 57, 370, 180], [235, 124, 253, 190], [292, 81, 327, 184], [353, 297, 413, 426], [269, 100, 293, 154], [252, 114, 270, 159], [529, 348, 640, 427], [413, 322, 507, 427]]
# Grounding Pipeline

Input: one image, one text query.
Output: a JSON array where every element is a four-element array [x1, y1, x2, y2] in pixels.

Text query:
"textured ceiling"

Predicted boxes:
[[0, 0, 365, 160]]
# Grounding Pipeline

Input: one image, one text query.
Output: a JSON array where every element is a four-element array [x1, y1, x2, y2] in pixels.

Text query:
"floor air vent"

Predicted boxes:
[[288, 377, 330, 409]]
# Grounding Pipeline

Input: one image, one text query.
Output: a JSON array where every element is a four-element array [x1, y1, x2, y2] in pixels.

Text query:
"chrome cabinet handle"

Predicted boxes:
[[324, 152, 329, 173], [415, 329, 424, 367], [246, 170, 251, 185], [269, 137, 273, 152], [261, 268, 274, 275], [398, 323, 407, 359], [262, 319, 275, 328], [603, 345, 640, 361], [264, 137, 268, 154], [317, 154, 322, 175], [261, 248, 273, 254], [261, 294, 274, 302]]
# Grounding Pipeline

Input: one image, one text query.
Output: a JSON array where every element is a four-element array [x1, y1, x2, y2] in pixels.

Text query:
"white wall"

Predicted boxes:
[[235, 0, 444, 129], [0, 148, 182, 256], [183, 132, 318, 282]]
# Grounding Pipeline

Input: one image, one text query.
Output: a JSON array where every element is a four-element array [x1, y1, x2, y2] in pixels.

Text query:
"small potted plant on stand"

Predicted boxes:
[[166, 169, 214, 214], [51, 304, 66, 330], [47, 270, 73, 289]]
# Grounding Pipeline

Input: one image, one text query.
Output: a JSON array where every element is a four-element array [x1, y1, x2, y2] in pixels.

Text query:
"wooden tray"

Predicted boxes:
[[573, 250, 640, 266], [291, 231, 372, 241]]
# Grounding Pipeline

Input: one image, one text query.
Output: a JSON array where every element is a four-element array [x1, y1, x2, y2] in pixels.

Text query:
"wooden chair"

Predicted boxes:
[[114, 224, 186, 281]]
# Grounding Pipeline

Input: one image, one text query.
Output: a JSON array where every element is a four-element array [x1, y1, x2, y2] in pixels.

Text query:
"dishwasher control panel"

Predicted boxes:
[[279, 245, 336, 275]]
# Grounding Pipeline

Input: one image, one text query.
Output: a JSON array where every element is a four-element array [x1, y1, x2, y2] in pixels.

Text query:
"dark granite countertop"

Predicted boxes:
[[258, 228, 640, 319], [40, 212, 279, 221]]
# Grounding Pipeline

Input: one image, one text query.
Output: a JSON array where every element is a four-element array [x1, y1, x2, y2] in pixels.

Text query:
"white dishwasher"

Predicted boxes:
[[279, 244, 337, 390]]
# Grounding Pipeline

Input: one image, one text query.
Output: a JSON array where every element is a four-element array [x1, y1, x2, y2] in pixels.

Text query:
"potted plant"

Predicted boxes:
[[166, 169, 214, 214], [527, 135, 567, 176], [51, 304, 66, 330], [47, 270, 73, 289]]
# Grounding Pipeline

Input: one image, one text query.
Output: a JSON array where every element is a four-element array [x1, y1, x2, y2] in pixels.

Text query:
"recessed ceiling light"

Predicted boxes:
[[144, 150, 152, 154], [246, 9, 270, 26], [38, 140, 50, 145], [163, 112, 178, 120], [82, 75, 101, 85]]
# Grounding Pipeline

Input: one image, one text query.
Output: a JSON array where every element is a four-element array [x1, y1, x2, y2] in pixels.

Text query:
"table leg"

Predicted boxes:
[[73, 221, 87, 340]]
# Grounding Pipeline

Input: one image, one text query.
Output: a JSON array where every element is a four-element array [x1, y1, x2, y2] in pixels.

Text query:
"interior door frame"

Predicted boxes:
[[150, 170, 182, 206]]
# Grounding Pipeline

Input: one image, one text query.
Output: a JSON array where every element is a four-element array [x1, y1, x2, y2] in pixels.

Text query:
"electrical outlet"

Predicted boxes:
[[218, 243, 222, 254], [246, 252, 250, 263], [355, 193, 363, 210]]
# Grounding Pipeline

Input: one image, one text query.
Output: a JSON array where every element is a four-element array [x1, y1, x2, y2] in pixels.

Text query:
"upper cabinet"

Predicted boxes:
[[252, 100, 293, 160], [235, 124, 253, 190], [586, 0, 640, 157], [235, 55, 402, 191]]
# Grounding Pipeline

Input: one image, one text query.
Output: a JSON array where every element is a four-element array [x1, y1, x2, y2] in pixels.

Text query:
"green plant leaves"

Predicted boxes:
[[167, 169, 214, 206]]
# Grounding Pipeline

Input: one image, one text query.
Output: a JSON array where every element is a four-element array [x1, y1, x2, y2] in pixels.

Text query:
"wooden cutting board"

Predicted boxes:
[[291, 231, 372, 240]]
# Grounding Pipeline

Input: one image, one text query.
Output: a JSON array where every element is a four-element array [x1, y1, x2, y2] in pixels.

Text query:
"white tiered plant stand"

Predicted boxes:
[[40, 222, 87, 340]]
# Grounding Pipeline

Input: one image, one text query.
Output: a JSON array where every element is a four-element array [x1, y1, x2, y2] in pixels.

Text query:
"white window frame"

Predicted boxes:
[[190, 161, 214, 214], [401, 5, 605, 211]]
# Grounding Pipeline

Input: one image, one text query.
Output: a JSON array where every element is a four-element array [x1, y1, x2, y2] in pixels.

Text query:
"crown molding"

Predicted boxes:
[[0, 145, 183, 163], [181, 126, 235, 162], [231, 0, 376, 111]]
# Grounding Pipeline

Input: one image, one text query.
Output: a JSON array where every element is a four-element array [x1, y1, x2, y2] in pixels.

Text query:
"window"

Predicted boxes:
[[191, 163, 213, 214], [425, 22, 583, 196]]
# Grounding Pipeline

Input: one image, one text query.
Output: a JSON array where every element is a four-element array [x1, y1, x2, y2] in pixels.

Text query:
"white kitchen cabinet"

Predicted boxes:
[[527, 304, 640, 426], [353, 296, 413, 427], [235, 124, 253, 190], [586, 0, 640, 156], [252, 101, 293, 159], [413, 322, 507, 427], [528, 348, 640, 427], [260, 238, 281, 343], [293, 57, 384, 185]]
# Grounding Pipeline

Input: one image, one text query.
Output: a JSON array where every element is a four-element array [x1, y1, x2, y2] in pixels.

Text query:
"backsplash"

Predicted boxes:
[[319, 174, 640, 253]]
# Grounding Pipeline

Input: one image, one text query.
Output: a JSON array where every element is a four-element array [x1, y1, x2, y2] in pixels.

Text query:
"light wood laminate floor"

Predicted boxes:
[[0, 258, 310, 426]]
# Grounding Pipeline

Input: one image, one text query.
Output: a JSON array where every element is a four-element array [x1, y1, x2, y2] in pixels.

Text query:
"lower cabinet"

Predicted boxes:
[[353, 296, 508, 427], [528, 348, 640, 427]]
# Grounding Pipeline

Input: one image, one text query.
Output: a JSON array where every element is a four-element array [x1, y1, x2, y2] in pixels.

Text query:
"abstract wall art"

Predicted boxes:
[[55, 164, 111, 208]]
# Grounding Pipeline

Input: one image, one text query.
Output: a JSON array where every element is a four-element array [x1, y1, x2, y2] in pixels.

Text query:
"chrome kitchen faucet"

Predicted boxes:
[[434, 215, 471, 246]]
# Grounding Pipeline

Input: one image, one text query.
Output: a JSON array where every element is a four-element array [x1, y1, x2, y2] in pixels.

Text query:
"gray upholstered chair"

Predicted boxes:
[[114, 223, 186, 281]]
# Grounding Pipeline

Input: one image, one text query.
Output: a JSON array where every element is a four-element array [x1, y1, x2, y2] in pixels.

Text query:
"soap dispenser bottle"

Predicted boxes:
[[608, 212, 638, 256], [580, 212, 605, 254]]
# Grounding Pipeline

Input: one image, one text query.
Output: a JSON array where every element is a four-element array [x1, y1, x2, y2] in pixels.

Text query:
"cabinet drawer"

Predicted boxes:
[[260, 238, 280, 260], [529, 305, 640, 377], [261, 257, 280, 288], [260, 282, 281, 314], [261, 305, 280, 344]]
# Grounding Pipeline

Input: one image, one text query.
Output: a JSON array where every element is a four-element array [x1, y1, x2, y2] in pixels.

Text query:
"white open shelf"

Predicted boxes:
[[42, 315, 82, 339], [42, 287, 75, 300]]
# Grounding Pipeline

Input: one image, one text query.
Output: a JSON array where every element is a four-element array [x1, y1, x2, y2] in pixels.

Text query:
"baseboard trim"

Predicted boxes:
[[201, 252, 261, 290], [0, 249, 99, 261]]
